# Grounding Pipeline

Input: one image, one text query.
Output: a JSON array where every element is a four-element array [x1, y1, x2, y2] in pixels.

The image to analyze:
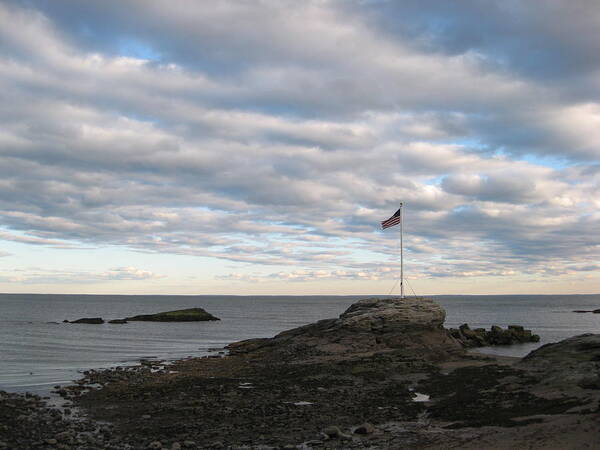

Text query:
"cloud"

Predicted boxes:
[[0, 266, 164, 284], [0, 1, 599, 290], [101, 266, 165, 281]]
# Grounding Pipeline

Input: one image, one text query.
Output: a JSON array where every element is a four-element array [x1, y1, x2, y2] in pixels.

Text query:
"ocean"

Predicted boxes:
[[1, 293, 599, 394]]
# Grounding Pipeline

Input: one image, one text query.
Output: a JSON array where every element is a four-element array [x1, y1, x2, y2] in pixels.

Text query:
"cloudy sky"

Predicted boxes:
[[1, 0, 599, 295]]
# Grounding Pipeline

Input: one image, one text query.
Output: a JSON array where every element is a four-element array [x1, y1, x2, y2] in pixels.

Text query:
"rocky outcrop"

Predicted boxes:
[[227, 297, 464, 362], [124, 307, 219, 322], [519, 333, 600, 389], [108, 319, 128, 324], [573, 309, 600, 313], [70, 317, 104, 324], [449, 324, 540, 348]]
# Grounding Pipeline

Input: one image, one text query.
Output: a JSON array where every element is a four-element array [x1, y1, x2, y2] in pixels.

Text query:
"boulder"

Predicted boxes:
[[70, 318, 104, 324], [449, 323, 540, 348], [124, 307, 219, 322], [227, 297, 464, 362], [519, 334, 600, 387]]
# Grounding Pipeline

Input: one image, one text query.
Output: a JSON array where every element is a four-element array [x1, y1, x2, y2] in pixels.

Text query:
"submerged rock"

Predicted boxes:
[[227, 297, 464, 362], [70, 317, 104, 324], [448, 323, 540, 348], [125, 307, 219, 322]]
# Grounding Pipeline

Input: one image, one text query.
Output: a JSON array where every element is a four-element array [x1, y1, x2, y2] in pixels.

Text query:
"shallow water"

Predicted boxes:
[[1, 293, 598, 393]]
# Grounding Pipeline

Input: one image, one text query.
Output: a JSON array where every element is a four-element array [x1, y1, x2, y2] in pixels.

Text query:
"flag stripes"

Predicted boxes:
[[381, 208, 401, 229]]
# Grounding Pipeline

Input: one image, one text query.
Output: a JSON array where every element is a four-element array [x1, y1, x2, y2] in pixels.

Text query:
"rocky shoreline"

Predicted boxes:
[[2, 297, 599, 449]]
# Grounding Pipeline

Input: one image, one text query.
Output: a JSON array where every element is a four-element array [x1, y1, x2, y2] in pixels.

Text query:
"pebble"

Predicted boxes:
[[171, 443, 181, 450], [148, 441, 162, 449]]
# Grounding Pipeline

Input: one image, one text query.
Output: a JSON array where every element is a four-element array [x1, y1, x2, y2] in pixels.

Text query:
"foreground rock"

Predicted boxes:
[[519, 333, 600, 390], [124, 307, 219, 322], [68, 331, 600, 449], [228, 297, 464, 362], [7, 297, 598, 449], [69, 317, 104, 324], [0, 390, 112, 449], [449, 323, 540, 348]]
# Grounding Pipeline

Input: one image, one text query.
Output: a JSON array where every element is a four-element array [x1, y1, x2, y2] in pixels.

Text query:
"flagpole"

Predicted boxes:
[[400, 202, 404, 299]]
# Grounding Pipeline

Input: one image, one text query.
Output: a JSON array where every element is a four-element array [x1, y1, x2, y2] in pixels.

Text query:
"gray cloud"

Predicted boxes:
[[0, 1, 599, 286], [350, 0, 600, 82]]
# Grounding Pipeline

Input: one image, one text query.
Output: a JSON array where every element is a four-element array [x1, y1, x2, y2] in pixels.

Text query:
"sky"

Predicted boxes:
[[0, 0, 599, 295]]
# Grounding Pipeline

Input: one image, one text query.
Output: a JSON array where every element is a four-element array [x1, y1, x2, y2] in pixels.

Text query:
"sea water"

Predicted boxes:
[[1, 293, 599, 393]]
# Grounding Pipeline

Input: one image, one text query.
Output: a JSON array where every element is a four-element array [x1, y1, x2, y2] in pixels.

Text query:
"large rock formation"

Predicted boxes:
[[227, 297, 464, 362]]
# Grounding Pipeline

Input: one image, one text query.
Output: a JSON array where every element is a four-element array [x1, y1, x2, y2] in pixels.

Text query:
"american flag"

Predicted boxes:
[[381, 208, 401, 229]]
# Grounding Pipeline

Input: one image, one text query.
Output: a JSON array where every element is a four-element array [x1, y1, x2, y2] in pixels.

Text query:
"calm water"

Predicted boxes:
[[1, 294, 599, 393]]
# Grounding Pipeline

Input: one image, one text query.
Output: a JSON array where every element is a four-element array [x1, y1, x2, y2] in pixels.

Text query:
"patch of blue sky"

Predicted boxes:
[[516, 153, 572, 170], [440, 137, 489, 150], [490, 148, 571, 169], [450, 205, 471, 214], [424, 175, 445, 186], [120, 111, 161, 127], [117, 38, 161, 61], [446, 142, 573, 170], [266, 222, 315, 233]]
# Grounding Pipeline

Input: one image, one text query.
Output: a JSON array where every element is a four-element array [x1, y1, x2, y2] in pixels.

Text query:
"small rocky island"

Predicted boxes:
[[2, 297, 599, 449], [124, 307, 220, 322], [68, 317, 105, 324], [65, 307, 220, 325]]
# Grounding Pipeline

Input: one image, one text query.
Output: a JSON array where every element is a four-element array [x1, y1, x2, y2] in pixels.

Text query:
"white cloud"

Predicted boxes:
[[0, 1, 599, 292], [0, 266, 164, 284]]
